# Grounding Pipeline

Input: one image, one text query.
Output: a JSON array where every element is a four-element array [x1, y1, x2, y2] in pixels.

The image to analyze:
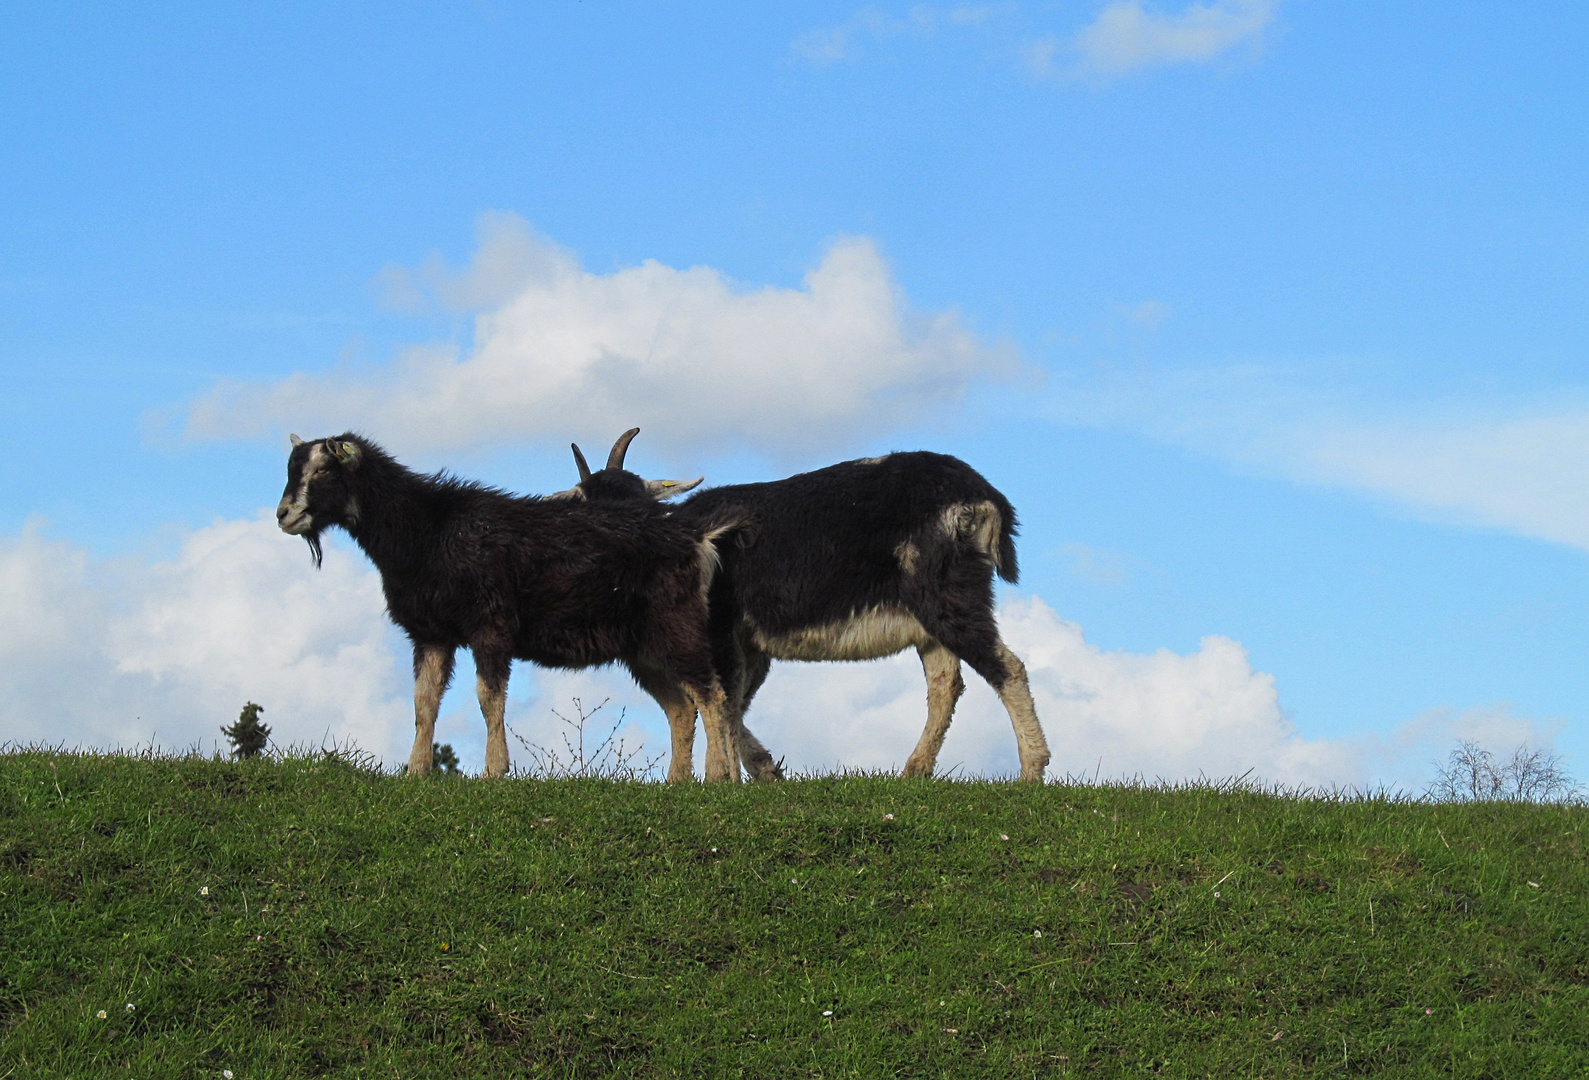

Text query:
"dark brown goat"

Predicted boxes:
[[276, 433, 746, 779], [566, 430, 1050, 782]]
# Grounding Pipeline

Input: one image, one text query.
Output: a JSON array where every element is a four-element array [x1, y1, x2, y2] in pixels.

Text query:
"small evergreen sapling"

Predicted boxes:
[[222, 702, 271, 759], [431, 742, 461, 776]]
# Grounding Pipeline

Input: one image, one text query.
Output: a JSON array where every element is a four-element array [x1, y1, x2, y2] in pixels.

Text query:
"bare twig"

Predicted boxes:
[[509, 697, 663, 781]]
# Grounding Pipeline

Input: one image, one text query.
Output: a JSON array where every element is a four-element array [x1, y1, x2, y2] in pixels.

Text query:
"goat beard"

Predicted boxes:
[[303, 527, 325, 569]]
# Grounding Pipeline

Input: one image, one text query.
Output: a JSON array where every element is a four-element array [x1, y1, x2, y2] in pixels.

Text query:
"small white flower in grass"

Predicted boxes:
[[1000, 834, 1009, 841], [821, 1010, 833, 1017], [200, 886, 210, 896], [224, 1071, 235, 1079], [97, 1009, 107, 1019], [125, 1002, 135, 1012], [1033, 930, 1042, 938], [790, 877, 797, 885], [1213, 891, 1221, 898], [884, 813, 894, 820], [710, 847, 718, 853]]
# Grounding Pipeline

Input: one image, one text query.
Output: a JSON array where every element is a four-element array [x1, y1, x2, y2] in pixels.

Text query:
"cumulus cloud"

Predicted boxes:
[[187, 216, 1016, 459], [507, 594, 1377, 785], [738, 596, 1359, 784], [1033, 0, 1278, 79], [0, 515, 411, 761], [4, 512, 1542, 787]]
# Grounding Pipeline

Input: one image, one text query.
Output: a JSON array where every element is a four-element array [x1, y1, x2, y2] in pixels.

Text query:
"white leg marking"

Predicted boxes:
[[408, 645, 453, 777], [903, 642, 964, 778], [691, 683, 740, 783], [478, 672, 509, 778], [994, 640, 1049, 782]]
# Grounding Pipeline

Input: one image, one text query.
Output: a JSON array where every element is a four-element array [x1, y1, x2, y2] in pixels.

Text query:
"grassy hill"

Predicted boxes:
[[3, 748, 1587, 1078]]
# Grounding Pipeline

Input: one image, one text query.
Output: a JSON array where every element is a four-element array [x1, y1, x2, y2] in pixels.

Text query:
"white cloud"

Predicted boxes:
[[739, 596, 1358, 784], [0, 514, 411, 761], [1060, 363, 1589, 554], [1040, 0, 1278, 79], [4, 513, 1545, 787], [187, 216, 1016, 459], [1295, 411, 1589, 552]]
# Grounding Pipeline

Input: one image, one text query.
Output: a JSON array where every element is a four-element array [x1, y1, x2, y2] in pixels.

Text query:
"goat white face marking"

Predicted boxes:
[[754, 606, 933, 662], [277, 442, 331, 535]]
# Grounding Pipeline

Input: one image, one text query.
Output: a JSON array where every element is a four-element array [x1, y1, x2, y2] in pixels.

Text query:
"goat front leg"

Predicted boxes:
[[408, 643, 456, 777], [474, 647, 512, 779]]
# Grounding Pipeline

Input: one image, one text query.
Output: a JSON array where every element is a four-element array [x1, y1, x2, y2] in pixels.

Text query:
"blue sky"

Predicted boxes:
[[4, 2, 1587, 786]]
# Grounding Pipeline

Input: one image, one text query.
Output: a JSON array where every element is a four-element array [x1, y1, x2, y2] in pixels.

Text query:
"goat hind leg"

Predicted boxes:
[[991, 639, 1049, 782], [408, 644, 455, 777], [474, 650, 512, 779], [630, 661, 700, 783], [691, 684, 741, 783], [902, 641, 964, 778], [733, 648, 783, 780], [932, 622, 1051, 783]]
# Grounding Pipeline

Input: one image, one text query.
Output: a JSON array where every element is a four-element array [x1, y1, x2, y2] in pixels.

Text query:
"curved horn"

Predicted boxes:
[[606, 427, 641, 471], [570, 443, 592, 483]]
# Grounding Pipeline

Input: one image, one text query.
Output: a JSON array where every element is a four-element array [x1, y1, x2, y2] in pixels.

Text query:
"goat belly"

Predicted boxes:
[[751, 606, 934, 662], [511, 624, 634, 669]]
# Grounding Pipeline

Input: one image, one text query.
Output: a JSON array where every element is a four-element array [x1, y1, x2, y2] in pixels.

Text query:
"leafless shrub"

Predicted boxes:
[[1426, 740, 1582, 804], [509, 697, 662, 782]]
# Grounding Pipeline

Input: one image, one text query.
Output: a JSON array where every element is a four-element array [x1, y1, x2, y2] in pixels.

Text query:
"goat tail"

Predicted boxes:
[[995, 507, 1019, 584], [990, 498, 1020, 584], [942, 498, 1020, 584]]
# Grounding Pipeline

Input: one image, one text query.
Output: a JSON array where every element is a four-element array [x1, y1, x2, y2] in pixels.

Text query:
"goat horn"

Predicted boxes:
[[570, 443, 592, 483], [607, 428, 641, 471]]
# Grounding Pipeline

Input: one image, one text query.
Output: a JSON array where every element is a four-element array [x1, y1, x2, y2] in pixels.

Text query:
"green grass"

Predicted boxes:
[[3, 749, 1587, 1078]]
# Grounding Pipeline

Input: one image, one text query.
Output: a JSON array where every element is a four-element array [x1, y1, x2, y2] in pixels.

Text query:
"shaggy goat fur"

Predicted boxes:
[[568, 432, 1051, 782], [276, 434, 746, 780]]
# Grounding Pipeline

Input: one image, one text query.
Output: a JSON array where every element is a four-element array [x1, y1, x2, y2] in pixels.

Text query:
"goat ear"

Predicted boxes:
[[331, 440, 362, 469], [645, 476, 703, 501], [290, 433, 304, 447]]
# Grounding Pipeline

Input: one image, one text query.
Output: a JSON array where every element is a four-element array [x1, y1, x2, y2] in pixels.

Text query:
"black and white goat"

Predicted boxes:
[[566, 430, 1051, 782], [276, 433, 744, 780]]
